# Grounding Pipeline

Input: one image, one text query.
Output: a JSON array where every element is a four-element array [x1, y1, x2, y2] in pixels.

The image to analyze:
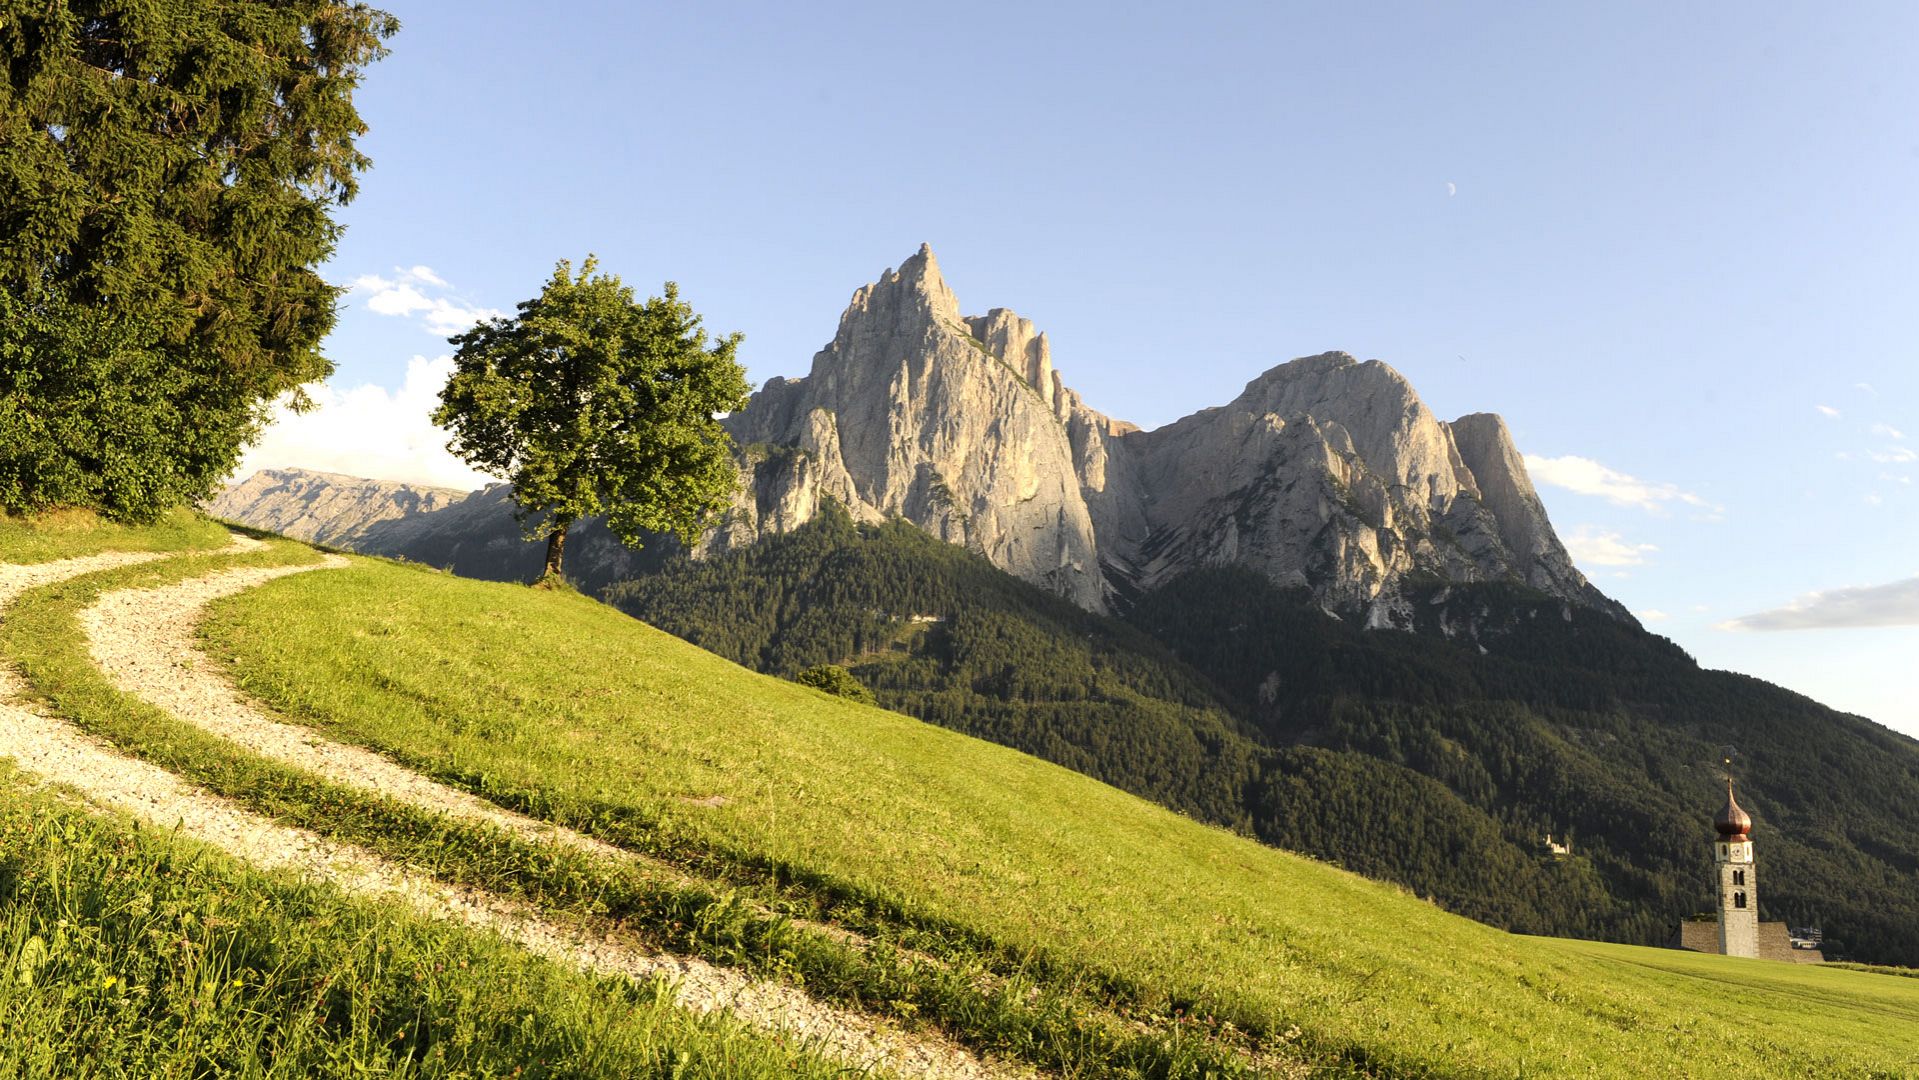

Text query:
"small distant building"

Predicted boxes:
[[1541, 833, 1571, 858], [1667, 780, 1823, 964]]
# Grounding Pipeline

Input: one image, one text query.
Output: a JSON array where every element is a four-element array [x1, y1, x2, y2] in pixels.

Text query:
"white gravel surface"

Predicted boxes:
[[83, 557, 639, 862], [82, 557, 908, 954], [0, 541, 1025, 1080]]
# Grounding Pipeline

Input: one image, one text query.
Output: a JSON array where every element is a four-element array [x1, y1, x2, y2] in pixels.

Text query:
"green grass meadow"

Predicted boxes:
[[0, 763, 852, 1080], [198, 554, 1919, 1078], [0, 519, 862, 1079], [0, 507, 229, 563], [3, 528, 1263, 1077]]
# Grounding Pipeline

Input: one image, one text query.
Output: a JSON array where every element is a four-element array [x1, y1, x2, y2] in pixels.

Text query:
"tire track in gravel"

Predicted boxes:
[[0, 543, 1026, 1080], [82, 554, 644, 865]]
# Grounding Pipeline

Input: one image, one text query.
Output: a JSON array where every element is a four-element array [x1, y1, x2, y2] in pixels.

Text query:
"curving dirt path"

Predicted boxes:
[[0, 542, 1025, 1080], [82, 556, 640, 864], [82, 556, 901, 957]]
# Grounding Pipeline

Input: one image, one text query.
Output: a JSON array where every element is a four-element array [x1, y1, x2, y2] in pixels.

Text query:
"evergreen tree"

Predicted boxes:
[[0, 0, 397, 519]]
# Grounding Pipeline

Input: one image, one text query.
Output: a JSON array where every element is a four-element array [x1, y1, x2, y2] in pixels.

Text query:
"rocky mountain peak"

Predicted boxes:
[[216, 248, 1614, 624], [1443, 411, 1606, 609], [1219, 351, 1481, 505], [827, 243, 961, 353], [717, 247, 1107, 609], [711, 247, 1619, 621]]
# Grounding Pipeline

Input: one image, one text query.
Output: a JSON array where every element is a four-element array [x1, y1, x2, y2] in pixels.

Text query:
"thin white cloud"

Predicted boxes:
[[1857, 382, 1879, 395], [361, 280, 432, 317], [1523, 454, 1721, 515], [1870, 447, 1918, 464], [349, 267, 503, 337], [1563, 524, 1658, 567], [422, 298, 502, 336], [233, 355, 496, 492], [1865, 493, 1884, 506], [1721, 576, 1919, 631], [1871, 422, 1906, 440], [1637, 608, 1670, 621], [1445, 181, 1457, 197], [1817, 404, 1840, 418]]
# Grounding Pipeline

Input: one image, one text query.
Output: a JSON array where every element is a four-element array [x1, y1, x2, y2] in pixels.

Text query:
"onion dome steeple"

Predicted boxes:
[[1715, 779, 1753, 839]]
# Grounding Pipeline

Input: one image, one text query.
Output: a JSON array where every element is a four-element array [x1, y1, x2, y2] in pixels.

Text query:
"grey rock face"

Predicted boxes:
[[1081, 352, 1624, 619], [1447, 412, 1631, 618], [207, 468, 467, 547], [716, 244, 1107, 608], [720, 249, 1619, 621]]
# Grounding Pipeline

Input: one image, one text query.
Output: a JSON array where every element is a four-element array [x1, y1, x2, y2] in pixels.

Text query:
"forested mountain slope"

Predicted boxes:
[[611, 507, 1919, 965]]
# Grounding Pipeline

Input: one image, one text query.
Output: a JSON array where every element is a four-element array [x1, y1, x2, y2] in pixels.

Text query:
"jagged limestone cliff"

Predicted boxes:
[[713, 245, 1112, 608], [714, 246, 1620, 620]]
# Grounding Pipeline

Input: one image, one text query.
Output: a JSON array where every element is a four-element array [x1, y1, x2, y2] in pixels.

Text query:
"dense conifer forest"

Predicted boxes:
[[607, 505, 1919, 965]]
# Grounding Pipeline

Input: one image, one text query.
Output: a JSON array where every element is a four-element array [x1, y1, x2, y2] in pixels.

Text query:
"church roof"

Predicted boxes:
[[1715, 779, 1753, 839]]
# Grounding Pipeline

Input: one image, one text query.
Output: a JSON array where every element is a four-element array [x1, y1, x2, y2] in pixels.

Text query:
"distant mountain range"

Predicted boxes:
[[213, 468, 466, 548], [220, 244, 1620, 620], [212, 248, 1919, 966]]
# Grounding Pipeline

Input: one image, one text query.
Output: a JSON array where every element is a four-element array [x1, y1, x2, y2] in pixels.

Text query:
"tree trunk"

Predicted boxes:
[[543, 521, 569, 580]]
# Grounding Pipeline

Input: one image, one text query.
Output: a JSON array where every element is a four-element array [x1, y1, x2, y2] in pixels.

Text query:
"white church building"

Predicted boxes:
[[1667, 780, 1824, 963]]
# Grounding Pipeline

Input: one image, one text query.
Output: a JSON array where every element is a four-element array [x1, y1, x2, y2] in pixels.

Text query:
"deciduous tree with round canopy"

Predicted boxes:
[[0, 1, 397, 520], [433, 258, 751, 581]]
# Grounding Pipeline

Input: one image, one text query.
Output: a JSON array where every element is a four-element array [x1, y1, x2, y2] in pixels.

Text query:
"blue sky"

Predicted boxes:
[[244, 1, 1919, 736]]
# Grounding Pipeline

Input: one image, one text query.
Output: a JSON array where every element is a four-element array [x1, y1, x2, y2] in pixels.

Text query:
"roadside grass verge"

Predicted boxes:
[[0, 507, 228, 563], [0, 762, 851, 1079], [202, 556, 1919, 1078], [0, 538, 1284, 1078]]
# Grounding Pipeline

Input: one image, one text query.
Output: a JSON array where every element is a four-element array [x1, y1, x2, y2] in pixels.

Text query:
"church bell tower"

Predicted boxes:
[[1714, 779, 1759, 958]]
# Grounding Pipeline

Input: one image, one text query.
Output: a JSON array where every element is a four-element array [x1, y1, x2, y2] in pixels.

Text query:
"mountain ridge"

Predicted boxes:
[[209, 468, 467, 547], [709, 244, 1620, 619], [222, 245, 1618, 621]]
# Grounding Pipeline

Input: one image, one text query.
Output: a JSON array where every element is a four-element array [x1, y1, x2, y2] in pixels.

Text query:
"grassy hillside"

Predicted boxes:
[[604, 511, 1919, 966], [0, 520, 878, 1079], [1131, 566, 1919, 963], [0, 766, 845, 1079], [4, 529, 1273, 1076], [201, 549, 1919, 1077], [0, 506, 229, 562], [606, 509, 1619, 940]]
